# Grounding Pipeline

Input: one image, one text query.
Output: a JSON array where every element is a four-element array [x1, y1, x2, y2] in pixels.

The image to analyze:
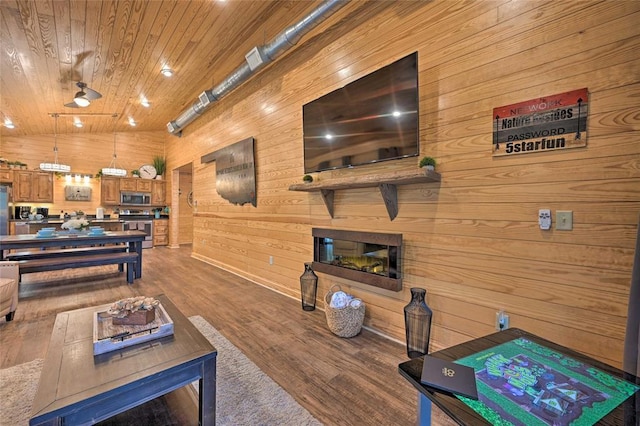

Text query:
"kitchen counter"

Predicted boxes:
[[10, 215, 169, 236], [10, 216, 169, 223], [12, 219, 126, 235], [11, 219, 124, 224]]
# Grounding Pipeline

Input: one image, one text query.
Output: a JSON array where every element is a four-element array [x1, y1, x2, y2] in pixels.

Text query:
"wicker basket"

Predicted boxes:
[[324, 285, 365, 338]]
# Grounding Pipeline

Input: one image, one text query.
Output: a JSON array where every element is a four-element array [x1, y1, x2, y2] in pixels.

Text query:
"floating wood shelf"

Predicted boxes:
[[289, 169, 441, 220]]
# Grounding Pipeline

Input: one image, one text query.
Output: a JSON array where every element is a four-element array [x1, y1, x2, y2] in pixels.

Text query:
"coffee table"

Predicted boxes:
[[29, 294, 216, 425]]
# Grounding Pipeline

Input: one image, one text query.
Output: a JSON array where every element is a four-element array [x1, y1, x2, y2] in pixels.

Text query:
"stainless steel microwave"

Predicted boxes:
[[120, 192, 152, 205]]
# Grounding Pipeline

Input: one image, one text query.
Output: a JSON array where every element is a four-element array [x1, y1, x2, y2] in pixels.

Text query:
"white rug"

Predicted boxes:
[[0, 316, 321, 425], [0, 358, 43, 425]]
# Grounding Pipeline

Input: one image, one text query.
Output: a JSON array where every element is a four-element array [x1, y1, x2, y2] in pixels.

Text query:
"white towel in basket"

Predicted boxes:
[[330, 291, 350, 309]]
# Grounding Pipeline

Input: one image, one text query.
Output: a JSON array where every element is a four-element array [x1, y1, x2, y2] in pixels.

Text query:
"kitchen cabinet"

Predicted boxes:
[[33, 172, 54, 202], [14, 171, 33, 201], [153, 219, 168, 246], [138, 179, 152, 192], [119, 179, 136, 191], [13, 170, 53, 202], [120, 178, 152, 192], [151, 180, 166, 205], [101, 177, 120, 205], [10, 221, 31, 235], [0, 169, 12, 183], [100, 177, 165, 206]]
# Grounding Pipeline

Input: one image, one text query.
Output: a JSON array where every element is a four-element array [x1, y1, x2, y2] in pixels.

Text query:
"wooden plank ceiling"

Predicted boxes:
[[0, 0, 328, 137]]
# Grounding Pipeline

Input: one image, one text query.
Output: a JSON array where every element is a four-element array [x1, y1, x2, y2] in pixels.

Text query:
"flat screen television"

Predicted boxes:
[[303, 52, 419, 174]]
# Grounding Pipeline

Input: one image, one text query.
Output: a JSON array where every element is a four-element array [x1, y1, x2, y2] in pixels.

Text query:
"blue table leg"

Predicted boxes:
[[128, 241, 142, 278], [418, 392, 432, 425]]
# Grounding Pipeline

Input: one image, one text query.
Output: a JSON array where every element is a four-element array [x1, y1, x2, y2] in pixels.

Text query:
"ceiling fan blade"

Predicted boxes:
[[74, 51, 93, 68], [84, 86, 102, 100], [64, 101, 81, 108]]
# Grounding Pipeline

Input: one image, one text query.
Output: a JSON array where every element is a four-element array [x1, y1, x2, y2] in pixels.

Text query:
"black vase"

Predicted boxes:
[[404, 287, 433, 358], [300, 263, 318, 311]]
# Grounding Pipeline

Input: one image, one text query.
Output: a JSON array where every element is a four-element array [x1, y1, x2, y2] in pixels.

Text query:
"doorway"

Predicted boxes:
[[170, 163, 194, 247]]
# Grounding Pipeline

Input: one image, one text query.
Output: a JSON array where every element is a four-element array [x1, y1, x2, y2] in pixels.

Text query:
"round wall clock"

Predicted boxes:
[[139, 164, 157, 179]]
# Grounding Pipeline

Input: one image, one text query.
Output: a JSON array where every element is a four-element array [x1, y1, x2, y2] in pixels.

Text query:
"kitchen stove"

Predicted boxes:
[[119, 209, 151, 217], [119, 210, 153, 248]]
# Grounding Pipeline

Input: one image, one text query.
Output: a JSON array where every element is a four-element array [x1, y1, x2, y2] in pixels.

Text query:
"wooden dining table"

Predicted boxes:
[[0, 230, 147, 279]]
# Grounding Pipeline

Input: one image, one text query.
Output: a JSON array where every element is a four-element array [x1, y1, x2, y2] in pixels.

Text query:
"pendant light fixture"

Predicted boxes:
[[40, 114, 71, 172], [102, 114, 127, 177]]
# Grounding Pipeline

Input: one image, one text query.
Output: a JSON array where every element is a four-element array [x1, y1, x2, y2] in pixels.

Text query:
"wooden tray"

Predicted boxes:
[[93, 303, 174, 355]]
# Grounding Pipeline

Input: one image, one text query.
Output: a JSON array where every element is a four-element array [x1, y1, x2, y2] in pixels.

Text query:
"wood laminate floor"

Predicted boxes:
[[0, 245, 455, 425]]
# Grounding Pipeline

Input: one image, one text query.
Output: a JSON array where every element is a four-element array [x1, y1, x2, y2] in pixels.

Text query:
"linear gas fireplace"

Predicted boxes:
[[312, 228, 402, 291]]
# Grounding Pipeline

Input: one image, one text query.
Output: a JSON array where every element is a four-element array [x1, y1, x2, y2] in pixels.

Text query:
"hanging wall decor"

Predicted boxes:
[[65, 186, 92, 201], [201, 137, 256, 207], [492, 88, 588, 157]]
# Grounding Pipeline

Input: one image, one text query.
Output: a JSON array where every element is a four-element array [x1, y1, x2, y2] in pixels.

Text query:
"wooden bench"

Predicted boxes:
[[6, 245, 128, 261], [18, 252, 139, 284]]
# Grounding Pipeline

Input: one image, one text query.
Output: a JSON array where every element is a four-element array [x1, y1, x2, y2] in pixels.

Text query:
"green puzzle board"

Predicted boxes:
[[454, 338, 639, 426]]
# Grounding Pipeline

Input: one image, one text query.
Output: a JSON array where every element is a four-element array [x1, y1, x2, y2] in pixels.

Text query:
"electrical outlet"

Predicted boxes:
[[496, 311, 510, 331], [538, 209, 551, 230]]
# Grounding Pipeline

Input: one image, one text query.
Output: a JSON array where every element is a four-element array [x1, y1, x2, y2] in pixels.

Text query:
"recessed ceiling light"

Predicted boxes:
[[140, 96, 150, 108], [4, 119, 15, 129], [128, 117, 137, 127], [161, 67, 173, 77], [73, 118, 83, 128]]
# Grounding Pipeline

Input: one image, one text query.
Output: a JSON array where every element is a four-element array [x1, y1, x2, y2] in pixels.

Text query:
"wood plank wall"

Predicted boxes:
[[165, 0, 640, 368], [1, 131, 166, 214]]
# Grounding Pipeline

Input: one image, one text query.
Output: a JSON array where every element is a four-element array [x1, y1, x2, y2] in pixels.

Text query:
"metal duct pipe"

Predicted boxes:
[[167, 0, 348, 136]]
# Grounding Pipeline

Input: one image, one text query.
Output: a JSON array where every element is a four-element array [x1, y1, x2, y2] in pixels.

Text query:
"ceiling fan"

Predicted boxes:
[[64, 82, 102, 108], [59, 51, 93, 85]]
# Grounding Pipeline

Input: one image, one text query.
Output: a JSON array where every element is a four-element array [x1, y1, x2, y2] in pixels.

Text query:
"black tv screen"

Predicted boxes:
[[303, 52, 419, 174]]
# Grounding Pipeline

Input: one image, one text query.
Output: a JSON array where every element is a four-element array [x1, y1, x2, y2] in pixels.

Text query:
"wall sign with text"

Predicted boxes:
[[64, 185, 91, 201], [492, 88, 588, 157]]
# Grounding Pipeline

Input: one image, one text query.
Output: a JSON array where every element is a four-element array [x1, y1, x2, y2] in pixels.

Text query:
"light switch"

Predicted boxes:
[[556, 210, 573, 230]]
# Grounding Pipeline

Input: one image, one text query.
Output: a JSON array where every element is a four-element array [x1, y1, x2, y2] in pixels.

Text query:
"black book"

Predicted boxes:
[[420, 355, 479, 400]]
